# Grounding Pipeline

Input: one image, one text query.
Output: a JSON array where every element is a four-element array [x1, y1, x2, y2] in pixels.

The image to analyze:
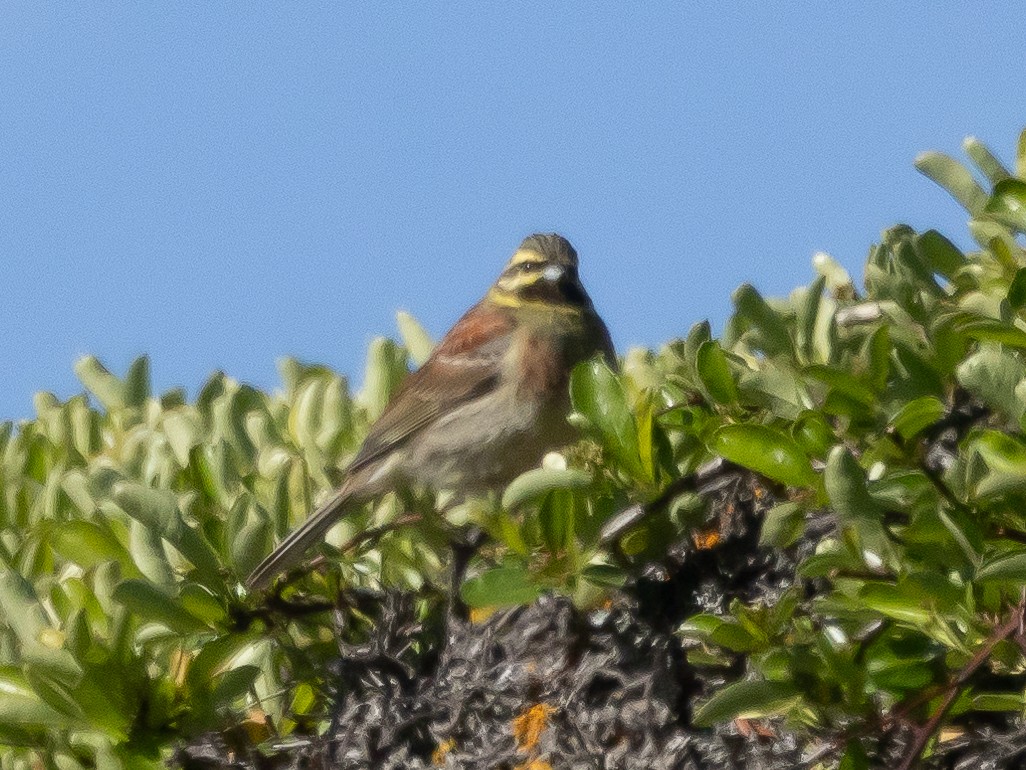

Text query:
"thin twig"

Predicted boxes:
[[598, 458, 738, 545], [270, 513, 424, 592], [896, 596, 1026, 770]]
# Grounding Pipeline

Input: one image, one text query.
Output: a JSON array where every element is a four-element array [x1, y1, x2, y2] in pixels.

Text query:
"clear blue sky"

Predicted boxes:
[[2, 4, 1023, 421]]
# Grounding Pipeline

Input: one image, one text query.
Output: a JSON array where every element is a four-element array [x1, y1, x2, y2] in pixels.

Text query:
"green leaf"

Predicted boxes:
[[888, 396, 945, 441], [539, 489, 575, 553], [937, 507, 983, 568], [50, 521, 141, 578], [915, 230, 966, 281], [1008, 268, 1026, 312], [113, 482, 176, 531], [954, 317, 1026, 349], [692, 679, 800, 727], [114, 482, 222, 583], [123, 356, 151, 409], [179, 583, 228, 626], [209, 665, 261, 704], [859, 582, 932, 624], [963, 136, 1012, 185], [680, 614, 763, 653], [228, 500, 272, 577], [972, 692, 1026, 711], [970, 430, 1026, 499], [956, 347, 1026, 423], [291, 682, 317, 715], [977, 551, 1026, 583], [581, 563, 627, 588], [759, 502, 805, 548], [984, 178, 1026, 232], [112, 580, 211, 634], [163, 410, 203, 467], [0, 572, 48, 647], [1019, 128, 1026, 179], [395, 311, 435, 366], [796, 276, 826, 364], [129, 519, 174, 586], [23, 665, 84, 721], [710, 424, 816, 488], [461, 565, 543, 608], [683, 320, 713, 366], [73, 356, 126, 412], [732, 284, 792, 357], [501, 467, 591, 510], [570, 359, 644, 478], [791, 410, 835, 458], [915, 151, 987, 214], [804, 365, 876, 407], [186, 634, 262, 694], [696, 341, 739, 405], [359, 337, 408, 420], [824, 447, 895, 569], [839, 739, 870, 770], [0, 669, 73, 730]]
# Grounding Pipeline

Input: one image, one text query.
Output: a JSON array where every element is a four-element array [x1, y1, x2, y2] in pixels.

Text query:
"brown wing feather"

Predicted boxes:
[[247, 303, 514, 589], [347, 303, 515, 473]]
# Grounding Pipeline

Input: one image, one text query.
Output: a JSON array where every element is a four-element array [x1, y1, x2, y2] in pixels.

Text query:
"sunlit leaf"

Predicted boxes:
[[915, 151, 987, 214], [710, 424, 816, 488], [501, 467, 591, 510], [984, 178, 1026, 232], [396, 311, 435, 366]]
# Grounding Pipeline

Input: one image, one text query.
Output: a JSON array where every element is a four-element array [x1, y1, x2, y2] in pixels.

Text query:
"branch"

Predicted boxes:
[[895, 596, 1026, 770], [599, 458, 739, 545], [270, 513, 424, 592]]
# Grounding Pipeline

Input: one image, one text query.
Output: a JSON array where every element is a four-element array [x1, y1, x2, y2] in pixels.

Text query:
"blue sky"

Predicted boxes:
[[2, 4, 1023, 421]]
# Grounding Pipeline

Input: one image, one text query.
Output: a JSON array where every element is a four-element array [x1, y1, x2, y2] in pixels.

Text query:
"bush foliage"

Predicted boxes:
[[3, 129, 1026, 768]]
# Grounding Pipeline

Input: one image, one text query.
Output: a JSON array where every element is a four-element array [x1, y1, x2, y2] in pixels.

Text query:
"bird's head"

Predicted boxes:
[[488, 233, 590, 310]]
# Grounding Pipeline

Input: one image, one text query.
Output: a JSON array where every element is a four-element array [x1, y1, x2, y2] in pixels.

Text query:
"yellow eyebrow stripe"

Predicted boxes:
[[508, 249, 545, 266]]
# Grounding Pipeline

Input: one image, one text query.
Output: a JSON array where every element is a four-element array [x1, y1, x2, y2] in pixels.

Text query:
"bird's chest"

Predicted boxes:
[[403, 332, 577, 491], [511, 331, 572, 405]]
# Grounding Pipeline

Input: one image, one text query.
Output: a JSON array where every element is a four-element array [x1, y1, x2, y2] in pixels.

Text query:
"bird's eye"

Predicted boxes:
[[520, 261, 541, 272]]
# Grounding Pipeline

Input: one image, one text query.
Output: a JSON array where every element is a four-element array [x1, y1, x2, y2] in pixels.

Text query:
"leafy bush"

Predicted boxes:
[[3, 129, 1026, 769]]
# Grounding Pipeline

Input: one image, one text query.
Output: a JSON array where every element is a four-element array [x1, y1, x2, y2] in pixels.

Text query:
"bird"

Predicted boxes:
[[246, 233, 615, 589]]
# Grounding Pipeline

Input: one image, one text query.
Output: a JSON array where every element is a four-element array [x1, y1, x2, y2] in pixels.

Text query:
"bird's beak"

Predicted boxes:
[[542, 264, 564, 283]]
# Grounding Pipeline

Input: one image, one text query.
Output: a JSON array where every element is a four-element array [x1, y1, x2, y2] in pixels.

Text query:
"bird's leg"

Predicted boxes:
[[431, 490, 491, 625], [446, 525, 487, 626]]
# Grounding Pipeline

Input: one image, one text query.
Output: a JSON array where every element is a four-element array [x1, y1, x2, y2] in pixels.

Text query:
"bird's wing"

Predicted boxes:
[[348, 302, 515, 473], [246, 303, 515, 590]]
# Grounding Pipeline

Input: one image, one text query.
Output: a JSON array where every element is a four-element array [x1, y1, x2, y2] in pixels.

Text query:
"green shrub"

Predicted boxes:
[[2, 128, 1026, 768]]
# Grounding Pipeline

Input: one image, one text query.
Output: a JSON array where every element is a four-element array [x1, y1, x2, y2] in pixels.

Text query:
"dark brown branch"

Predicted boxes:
[[895, 596, 1026, 770], [599, 458, 738, 545]]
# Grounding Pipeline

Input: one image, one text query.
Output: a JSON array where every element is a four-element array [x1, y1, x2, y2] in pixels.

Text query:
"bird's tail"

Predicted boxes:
[[245, 485, 356, 590]]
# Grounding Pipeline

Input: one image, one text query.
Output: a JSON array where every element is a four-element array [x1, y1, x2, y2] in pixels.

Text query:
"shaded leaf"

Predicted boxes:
[[112, 580, 211, 634], [570, 359, 644, 479], [692, 679, 800, 726], [461, 565, 543, 608]]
